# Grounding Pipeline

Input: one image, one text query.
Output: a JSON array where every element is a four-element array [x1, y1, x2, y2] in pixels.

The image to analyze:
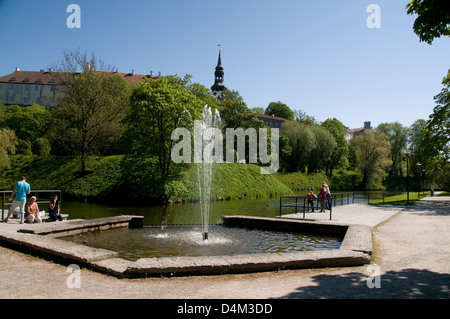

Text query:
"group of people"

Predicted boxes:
[[3, 176, 62, 224], [306, 182, 331, 213]]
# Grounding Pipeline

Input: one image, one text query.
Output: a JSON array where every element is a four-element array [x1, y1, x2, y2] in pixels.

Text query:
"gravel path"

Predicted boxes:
[[0, 196, 449, 299]]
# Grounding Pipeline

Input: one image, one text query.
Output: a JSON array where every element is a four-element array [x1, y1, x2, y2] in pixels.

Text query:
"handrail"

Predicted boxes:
[[279, 191, 400, 220], [1, 189, 62, 221]]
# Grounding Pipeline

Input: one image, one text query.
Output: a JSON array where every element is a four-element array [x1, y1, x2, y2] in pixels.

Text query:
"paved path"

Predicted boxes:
[[0, 196, 449, 299], [279, 201, 407, 227]]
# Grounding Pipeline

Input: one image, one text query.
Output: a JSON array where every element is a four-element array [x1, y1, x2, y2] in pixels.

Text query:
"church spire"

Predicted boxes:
[[210, 49, 226, 98]]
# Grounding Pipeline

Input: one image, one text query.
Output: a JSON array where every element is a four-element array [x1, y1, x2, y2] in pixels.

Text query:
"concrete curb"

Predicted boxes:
[[0, 215, 372, 278]]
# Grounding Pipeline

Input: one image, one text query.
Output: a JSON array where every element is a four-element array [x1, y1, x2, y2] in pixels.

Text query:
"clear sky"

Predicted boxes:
[[0, 0, 449, 129]]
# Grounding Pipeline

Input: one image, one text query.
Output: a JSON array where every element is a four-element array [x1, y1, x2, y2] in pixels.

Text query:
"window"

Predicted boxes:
[[36, 78, 42, 83], [24, 85, 28, 91], [49, 79, 55, 83], [23, 78, 30, 82], [36, 98, 41, 103], [35, 85, 39, 91], [23, 97, 28, 103], [9, 77, 16, 81], [9, 97, 14, 102]]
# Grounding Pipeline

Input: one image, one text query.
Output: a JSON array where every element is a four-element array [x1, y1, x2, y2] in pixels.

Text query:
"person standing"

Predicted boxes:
[[4, 176, 31, 224], [307, 188, 316, 212], [319, 183, 328, 212], [325, 183, 331, 209]]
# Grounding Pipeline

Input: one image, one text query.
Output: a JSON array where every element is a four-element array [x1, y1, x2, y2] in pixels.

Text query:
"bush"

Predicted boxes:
[[32, 138, 51, 157]]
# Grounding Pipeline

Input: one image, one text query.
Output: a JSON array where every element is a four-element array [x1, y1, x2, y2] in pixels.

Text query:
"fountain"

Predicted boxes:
[[195, 105, 222, 241], [53, 105, 371, 277]]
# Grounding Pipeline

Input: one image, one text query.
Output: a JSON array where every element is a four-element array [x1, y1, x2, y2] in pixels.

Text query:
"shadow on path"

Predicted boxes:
[[278, 268, 450, 299]]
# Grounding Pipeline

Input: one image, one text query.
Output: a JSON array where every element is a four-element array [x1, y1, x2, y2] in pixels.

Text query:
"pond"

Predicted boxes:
[[58, 192, 396, 261], [62, 225, 342, 261], [59, 191, 396, 226]]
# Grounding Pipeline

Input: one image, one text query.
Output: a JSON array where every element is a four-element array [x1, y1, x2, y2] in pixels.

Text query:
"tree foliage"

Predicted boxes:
[[321, 118, 349, 174], [54, 71, 131, 174], [281, 121, 336, 173], [124, 75, 204, 188], [350, 130, 392, 189], [406, 0, 450, 44], [427, 69, 450, 161], [377, 122, 409, 176], [0, 128, 17, 171], [264, 101, 294, 120]]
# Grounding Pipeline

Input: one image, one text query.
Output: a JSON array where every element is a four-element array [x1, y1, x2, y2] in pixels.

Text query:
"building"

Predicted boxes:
[[256, 114, 287, 128], [0, 67, 160, 107], [209, 49, 226, 99], [346, 121, 372, 141]]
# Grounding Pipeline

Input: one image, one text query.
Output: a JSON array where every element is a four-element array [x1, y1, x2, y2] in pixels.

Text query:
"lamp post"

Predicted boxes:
[[422, 169, 426, 197], [416, 162, 422, 196], [404, 152, 410, 204]]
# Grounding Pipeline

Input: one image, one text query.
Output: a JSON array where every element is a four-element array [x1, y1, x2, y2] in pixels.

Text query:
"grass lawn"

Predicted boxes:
[[367, 192, 427, 206]]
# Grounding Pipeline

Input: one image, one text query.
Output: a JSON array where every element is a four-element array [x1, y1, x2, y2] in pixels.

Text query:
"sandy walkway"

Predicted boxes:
[[1, 196, 449, 299]]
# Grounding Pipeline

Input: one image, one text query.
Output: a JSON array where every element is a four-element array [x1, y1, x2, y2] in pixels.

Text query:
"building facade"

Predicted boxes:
[[256, 114, 287, 128], [0, 67, 159, 107], [346, 121, 372, 141]]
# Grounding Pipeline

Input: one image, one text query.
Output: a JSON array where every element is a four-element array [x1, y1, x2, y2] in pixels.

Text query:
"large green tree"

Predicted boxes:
[[52, 49, 131, 174], [425, 70, 450, 190], [281, 121, 336, 173], [350, 130, 392, 189], [54, 71, 131, 174], [124, 75, 204, 194], [377, 122, 409, 176], [427, 69, 450, 161], [321, 118, 349, 175], [406, 0, 450, 44], [264, 101, 294, 120]]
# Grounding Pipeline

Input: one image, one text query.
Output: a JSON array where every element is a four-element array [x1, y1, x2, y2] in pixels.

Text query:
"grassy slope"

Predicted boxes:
[[1, 155, 292, 201]]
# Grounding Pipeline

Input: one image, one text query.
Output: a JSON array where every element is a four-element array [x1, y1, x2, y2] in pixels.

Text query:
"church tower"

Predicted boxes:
[[209, 49, 226, 99]]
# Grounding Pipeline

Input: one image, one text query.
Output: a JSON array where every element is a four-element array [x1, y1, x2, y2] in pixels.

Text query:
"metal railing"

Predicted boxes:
[[279, 195, 339, 221], [279, 191, 396, 220], [1, 189, 62, 220]]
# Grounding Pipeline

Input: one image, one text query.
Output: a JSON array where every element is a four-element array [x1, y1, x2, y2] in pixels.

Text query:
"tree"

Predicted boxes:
[[0, 128, 17, 171], [124, 75, 204, 199], [265, 101, 294, 120], [281, 121, 314, 172], [406, 0, 450, 44], [307, 125, 337, 173], [377, 122, 409, 176], [294, 109, 317, 125], [409, 119, 434, 173], [53, 50, 131, 174], [427, 69, 450, 161], [250, 107, 265, 114], [0, 104, 51, 154], [350, 130, 392, 189], [321, 118, 349, 174]]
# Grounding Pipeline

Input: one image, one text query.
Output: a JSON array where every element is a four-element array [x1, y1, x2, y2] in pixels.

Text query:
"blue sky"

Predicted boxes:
[[0, 0, 449, 129]]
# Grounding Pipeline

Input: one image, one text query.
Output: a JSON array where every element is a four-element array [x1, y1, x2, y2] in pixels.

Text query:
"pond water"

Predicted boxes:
[[60, 191, 394, 226], [58, 192, 397, 260], [62, 225, 342, 261]]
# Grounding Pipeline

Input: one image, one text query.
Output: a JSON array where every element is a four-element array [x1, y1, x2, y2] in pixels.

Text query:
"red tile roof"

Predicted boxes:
[[256, 114, 288, 122], [0, 69, 157, 85]]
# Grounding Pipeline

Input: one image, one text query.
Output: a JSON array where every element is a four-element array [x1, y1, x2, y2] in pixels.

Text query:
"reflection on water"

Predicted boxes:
[[61, 198, 282, 226], [62, 225, 342, 261], [61, 191, 399, 226], [58, 192, 396, 260]]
